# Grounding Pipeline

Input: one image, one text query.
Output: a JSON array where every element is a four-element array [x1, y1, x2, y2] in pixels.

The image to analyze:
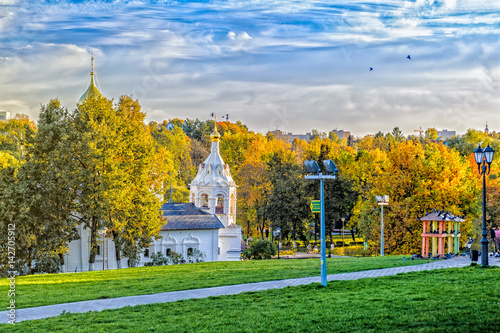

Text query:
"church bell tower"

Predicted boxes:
[[189, 117, 241, 260]]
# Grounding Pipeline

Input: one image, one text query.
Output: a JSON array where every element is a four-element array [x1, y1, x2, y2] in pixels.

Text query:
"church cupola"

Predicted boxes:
[[78, 54, 103, 105]]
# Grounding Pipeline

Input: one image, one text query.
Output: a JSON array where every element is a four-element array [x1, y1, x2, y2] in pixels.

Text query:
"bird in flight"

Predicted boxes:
[[370, 67, 373, 71], [406, 55, 411, 60]]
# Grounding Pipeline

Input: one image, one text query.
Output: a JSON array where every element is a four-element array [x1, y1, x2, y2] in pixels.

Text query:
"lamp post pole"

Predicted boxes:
[[474, 144, 495, 267], [376, 195, 389, 257], [341, 217, 345, 248], [274, 228, 281, 259], [380, 204, 384, 257], [100, 227, 108, 270], [304, 160, 337, 287], [481, 168, 488, 266], [320, 177, 326, 286]]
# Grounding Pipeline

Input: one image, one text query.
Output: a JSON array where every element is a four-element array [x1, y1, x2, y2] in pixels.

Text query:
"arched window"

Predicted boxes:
[[187, 247, 194, 256], [216, 194, 224, 214], [202, 194, 209, 207], [166, 248, 171, 257]]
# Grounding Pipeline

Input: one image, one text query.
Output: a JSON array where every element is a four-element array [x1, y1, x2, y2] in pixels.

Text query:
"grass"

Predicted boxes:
[[0, 255, 429, 309], [2, 266, 499, 332]]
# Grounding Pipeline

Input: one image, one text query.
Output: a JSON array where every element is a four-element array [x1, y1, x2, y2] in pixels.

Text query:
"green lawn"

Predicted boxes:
[[1, 255, 428, 309], [3, 266, 499, 332]]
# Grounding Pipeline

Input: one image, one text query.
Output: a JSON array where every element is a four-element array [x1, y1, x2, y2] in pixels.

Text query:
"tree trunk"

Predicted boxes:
[[351, 228, 356, 242], [112, 231, 122, 269], [59, 253, 66, 273], [28, 247, 33, 275], [88, 216, 97, 271]]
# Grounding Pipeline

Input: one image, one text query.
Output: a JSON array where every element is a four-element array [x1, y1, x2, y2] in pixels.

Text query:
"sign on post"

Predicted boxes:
[[310, 200, 321, 213]]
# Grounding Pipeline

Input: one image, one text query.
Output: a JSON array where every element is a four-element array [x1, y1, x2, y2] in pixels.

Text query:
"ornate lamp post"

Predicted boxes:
[[304, 160, 337, 287], [375, 195, 389, 256], [473, 144, 495, 267]]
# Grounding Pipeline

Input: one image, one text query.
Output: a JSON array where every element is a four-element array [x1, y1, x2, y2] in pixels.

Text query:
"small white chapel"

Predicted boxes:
[[63, 60, 242, 272]]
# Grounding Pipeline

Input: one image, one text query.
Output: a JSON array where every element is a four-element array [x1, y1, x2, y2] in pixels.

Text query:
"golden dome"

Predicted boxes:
[[210, 126, 221, 142], [78, 55, 102, 105]]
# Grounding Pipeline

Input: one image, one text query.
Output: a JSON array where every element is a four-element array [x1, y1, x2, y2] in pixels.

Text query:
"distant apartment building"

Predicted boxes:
[[0, 110, 10, 122], [268, 130, 311, 143], [330, 130, 351, 140], [437, 130, 456, 140]]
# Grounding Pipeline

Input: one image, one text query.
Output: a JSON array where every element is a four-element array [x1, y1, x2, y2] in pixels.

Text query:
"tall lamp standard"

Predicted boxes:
[[473, 144, 495, 267], [375, 195, 389, 256], [273, 228, 281, 259], [341, 217, 345, 248], [304, 160, 337, 287], [99, 227, 108, 270]]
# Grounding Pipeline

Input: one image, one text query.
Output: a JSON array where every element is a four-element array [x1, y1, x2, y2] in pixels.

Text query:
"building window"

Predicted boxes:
[[216, 194, 224, 214], [144, 249, 150, 258], [166, 248, 171, 257], [202, 194, 209, 207], [187, 247, 194, 256], [96, 245, 101, 256]]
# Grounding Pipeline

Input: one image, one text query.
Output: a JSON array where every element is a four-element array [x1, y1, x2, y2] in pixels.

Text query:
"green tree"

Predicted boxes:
[[0, 101, 80, 275], [29, 96, 168, 271], [265, 151, 311, 248]]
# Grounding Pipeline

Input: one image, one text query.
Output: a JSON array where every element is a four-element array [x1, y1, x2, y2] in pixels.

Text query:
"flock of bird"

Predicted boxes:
[[370, 54, 411, 71]]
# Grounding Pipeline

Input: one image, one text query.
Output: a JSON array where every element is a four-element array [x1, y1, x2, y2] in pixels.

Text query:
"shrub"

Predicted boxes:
[[187, 249, 206, 263], [169, 251, 183, 265], [147, 252, 169, 266], [242, 240, 277, 260], [334, 246, 372, 257], [32, 253, 61, 274]]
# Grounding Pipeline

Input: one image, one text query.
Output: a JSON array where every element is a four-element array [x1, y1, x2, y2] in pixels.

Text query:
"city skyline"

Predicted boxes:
[[0, 0, 499, 137]]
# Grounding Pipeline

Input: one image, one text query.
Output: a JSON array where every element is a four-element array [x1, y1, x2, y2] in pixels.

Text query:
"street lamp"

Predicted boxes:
[[474, 144, 495, 267], [375, 195, 389, 256], [99, 227, 108, 270], [273, 228, 281, 259], [304, 159, 337, 287], [341, 217, 345, 248]]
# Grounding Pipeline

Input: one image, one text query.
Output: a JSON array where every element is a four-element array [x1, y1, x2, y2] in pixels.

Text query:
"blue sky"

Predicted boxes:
[[0, 0, 499, 137]]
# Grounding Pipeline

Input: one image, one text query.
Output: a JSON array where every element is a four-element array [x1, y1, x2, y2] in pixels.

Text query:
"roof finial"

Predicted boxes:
[[91, 52, 94, 75], [485, 122, 489, 134], [210, 113, 220, 142]]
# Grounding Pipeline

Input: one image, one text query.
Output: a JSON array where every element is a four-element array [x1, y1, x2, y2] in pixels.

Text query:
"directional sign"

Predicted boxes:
[[310, 200, 321, 213]]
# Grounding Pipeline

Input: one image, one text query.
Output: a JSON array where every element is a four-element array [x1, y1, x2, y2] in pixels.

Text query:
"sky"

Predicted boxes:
[[0, 0, 499, 137]]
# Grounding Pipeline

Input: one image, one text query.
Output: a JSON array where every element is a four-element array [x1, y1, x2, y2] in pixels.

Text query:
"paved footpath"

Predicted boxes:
[[2, 255, 499, 324]]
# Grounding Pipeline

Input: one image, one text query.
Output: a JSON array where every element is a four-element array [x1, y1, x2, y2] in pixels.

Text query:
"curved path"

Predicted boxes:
[[2, 255, 498, 324]]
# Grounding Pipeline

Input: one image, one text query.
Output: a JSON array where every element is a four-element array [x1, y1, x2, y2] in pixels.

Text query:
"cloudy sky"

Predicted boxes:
[[0, 0, 499, 137]]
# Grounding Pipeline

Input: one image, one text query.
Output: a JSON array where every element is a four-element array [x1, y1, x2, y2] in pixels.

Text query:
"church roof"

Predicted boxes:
[[190, 122, 236, 187], [160, 203, 224, 230]]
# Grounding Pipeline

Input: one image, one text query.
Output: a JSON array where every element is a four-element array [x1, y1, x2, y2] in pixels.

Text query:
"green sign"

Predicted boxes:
[[310, 200, 321, 213]]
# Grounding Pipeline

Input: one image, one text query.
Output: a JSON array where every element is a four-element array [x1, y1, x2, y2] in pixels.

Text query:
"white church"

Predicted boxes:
[[63, 61, 242, 272]]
